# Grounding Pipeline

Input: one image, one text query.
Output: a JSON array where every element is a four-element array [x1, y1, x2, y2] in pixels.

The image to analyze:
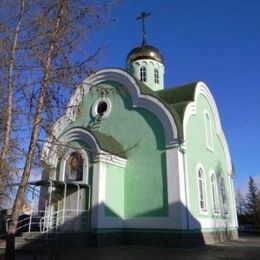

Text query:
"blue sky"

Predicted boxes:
[[89, 0, 260, 193]]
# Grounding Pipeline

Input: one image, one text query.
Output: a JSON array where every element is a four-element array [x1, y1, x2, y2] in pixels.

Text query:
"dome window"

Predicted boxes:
[[154, 68, 159, 84], [140, 66, 147, 82]]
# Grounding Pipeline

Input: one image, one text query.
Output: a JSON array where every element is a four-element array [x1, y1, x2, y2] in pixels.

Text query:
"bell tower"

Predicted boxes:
[[126, 12, 165, 91]]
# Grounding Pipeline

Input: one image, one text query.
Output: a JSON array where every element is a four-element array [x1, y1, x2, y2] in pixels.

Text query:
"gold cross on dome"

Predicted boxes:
[[136, 11, 151, 45]]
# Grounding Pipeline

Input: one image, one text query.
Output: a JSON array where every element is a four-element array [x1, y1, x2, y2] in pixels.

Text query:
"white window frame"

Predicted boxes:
[[154, 68, 159, 84], [140, 66, 147, 82], [197, 165, 208, 215], [60, 148, 89, 184], [204, 111, 214, 151], [210, 172, 220, 214]]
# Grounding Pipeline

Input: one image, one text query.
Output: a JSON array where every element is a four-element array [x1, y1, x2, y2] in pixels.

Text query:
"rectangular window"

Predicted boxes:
[[211, 174, 219, 213], [154, 68, 159, 84], [220, 178, 228, 214], [140, 67, 147, 82], [204, 112, 214, 150], [198, 168, 207, 211]]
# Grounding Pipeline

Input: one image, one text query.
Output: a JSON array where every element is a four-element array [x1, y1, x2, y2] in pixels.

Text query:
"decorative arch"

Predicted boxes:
[[42, 127, 127, 169], [183, 81, 232, 175], [41, 69, 178, 163]]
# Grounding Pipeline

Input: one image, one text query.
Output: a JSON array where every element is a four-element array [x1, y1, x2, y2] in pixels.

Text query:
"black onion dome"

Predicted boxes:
[[127, 44, 164, 64]]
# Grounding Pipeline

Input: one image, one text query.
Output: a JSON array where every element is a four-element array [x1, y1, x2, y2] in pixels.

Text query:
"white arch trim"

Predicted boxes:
[[84, 69, 176, 141], [41, 68, 178, 161], [183, 81, 232, 175], [59, 148, 89, 184], [42, 127, 127, 168]]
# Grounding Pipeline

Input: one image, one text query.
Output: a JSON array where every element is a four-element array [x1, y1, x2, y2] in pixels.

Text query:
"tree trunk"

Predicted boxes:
[[0, 0, 25, 205], [6, 1, 66, 258], [8, 0, 65, 235]]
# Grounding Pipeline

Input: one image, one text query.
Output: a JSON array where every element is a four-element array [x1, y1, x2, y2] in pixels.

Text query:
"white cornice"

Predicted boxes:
[[94, 153, 127, 168]]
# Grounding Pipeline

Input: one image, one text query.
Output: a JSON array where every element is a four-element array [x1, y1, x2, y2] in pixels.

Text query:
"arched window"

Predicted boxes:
[[154, 68, 159, 84], [198, 168, 207, 211], [220, 178, 228, 214], [204, 112, 213, 150], [211, 174, 219, 213], [140, 67, 147, 82], [65, 152, 84, 181]]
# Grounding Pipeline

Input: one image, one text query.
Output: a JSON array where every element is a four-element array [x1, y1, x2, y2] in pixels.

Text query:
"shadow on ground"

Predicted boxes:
[[4, 234, 260, 260]]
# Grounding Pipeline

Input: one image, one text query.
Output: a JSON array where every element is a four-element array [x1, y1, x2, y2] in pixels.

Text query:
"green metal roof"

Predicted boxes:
[[157, 83, 197, 105], [89, 130, 127, 159], [129, 73, 198, 139], [87, 68, 198, 140], [157, 83, 198, 125]]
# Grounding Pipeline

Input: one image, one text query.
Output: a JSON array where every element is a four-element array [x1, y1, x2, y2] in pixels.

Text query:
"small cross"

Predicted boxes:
[[136, 11, 151, 45]]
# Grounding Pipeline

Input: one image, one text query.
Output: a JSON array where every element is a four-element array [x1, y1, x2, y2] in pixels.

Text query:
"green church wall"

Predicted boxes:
[[185, 94, 234, 222], [105, 164, 124, 218], [59, 81, 168, 218]]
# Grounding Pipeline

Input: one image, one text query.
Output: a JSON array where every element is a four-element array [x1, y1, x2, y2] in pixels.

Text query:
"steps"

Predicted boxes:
[[14, 232, 92, 252], [15, 232, 50, 251]]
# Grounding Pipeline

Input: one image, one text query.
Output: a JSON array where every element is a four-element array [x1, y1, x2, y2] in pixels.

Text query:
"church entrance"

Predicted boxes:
[[61, 184, 90, 232]]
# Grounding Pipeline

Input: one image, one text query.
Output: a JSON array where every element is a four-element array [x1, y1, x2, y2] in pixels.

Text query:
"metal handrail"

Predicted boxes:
[[6, 210, 46, 232], [39, 208, 89, 233], [6, 209, 89, 234]]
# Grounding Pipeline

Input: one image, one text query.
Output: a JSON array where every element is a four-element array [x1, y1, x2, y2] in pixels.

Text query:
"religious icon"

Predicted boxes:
[[65, 152, 83, 181]]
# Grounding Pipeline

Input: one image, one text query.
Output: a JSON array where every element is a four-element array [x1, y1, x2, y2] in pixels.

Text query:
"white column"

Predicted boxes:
[[90, 161, 104, 229], [166, 147, 188, 230], [229, 175, 238, 227]]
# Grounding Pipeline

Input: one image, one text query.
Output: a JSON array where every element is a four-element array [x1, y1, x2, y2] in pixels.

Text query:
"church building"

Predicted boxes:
[[39, 13, 238, 246]]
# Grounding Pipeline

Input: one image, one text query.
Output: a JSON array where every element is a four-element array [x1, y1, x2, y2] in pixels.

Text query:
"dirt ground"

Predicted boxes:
[[1, 234, 260, 260]]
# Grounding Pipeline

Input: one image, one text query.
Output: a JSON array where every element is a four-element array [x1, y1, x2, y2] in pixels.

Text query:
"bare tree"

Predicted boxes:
[[2, 2, 117, 257], [0, 0, 25, 207], [0, 1, 117, 257]]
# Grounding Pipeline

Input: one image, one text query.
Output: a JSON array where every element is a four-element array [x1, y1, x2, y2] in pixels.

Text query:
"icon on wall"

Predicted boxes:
[[65, 152, 83, 181]]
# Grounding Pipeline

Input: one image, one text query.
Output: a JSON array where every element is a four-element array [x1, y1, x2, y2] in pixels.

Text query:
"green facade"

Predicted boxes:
[[185, 94, 235, 223], [59, 81, 168, 218], [41, 67, 237, 241]]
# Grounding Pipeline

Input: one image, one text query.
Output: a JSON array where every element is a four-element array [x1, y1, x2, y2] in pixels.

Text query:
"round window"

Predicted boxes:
[[97, 101, 108, 116], [92, 97, 112, 119]]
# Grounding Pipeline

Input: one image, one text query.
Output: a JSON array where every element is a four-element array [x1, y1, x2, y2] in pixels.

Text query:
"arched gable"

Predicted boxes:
[[42, 127, 127, 168], [183, 82, 232, 175], [42, 68, 179, 164]]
